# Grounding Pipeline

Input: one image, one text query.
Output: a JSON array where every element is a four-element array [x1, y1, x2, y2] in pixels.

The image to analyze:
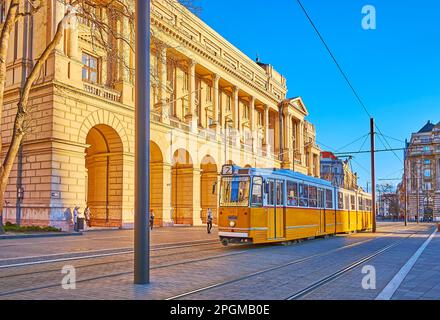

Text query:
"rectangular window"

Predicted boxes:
[[251, 177, 263, 206], [287, 181, 298, 206], [220, 176, 250, 207], [257, 111, 263, 126], [299, 183, 309, 207], [424, 159, 431, 165], [351, 195, 356, 210], [344, 194, 350, 211], [226, 96, 231, 111], [338, 192, 344, 210], [317, 189, 325, 208], [309, 186, 317, 208], [267, 180, 275, 206], [82, 52, 99, 83], [206, 85, 212, 102], [424, 169, 431, 177], [358, 197, 365, 211], [276, 181, 284, 206], [183, 72, 189, 91], [325, 189, 333, 209]]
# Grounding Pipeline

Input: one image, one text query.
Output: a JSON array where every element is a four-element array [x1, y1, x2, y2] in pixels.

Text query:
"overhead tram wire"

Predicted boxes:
[[335, 133, 370, 152], [296, 0, 404, 165], [295, 0, 372, 119]]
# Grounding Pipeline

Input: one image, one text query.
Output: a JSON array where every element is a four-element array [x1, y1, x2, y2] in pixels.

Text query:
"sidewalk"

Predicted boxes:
[[0, 231, 82, 240], [392, 231, 440, 299]]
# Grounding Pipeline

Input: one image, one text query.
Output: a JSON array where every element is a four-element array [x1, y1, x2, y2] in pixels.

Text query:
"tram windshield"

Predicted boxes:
[[220, 176, 250, 207]]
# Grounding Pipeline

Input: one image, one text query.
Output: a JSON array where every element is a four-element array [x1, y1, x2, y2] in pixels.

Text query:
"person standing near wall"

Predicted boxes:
[[207, 208, 213, 234]]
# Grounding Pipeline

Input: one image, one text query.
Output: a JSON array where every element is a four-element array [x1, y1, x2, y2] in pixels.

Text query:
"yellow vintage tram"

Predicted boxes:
[[218, 165, 373, 245]]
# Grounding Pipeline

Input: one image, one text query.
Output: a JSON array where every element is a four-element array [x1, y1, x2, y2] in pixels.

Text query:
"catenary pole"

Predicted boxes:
[[370, 118, 377, 233], [134, 0, 150, 285]]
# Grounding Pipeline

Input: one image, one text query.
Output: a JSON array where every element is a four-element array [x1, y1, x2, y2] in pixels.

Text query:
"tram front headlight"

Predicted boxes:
[[229, 220, 236, 228]]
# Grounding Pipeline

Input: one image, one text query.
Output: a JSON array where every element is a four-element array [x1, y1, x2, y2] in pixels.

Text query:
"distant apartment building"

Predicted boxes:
[[320, 152, 358, 190], [401, 121, 440, 221], [378, 192, 399, 219]]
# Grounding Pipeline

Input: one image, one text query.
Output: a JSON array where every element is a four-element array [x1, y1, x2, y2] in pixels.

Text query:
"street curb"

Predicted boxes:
[[0, 232, 83, 240]]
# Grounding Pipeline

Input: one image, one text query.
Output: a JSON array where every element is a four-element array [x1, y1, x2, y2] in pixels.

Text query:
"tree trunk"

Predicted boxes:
[[0, 7, 74, 219]]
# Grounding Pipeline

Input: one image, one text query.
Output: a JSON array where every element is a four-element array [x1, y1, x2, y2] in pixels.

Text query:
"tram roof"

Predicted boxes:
[[238, 166, 334, 187]]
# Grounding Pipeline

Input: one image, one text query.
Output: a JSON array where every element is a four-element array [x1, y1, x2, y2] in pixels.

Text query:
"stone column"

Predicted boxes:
[[249, 96, 256, 153], [263, 105, 271, 157], [185, 60, 198, 133], [212, 74, 221, 133], [232, 86, 240, 146], [299, 121, 305, 165], [158, 45, 170, 124]]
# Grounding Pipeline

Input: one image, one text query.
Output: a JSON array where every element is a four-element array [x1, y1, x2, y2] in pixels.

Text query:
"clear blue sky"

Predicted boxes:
[[195, 0, 440, 190]]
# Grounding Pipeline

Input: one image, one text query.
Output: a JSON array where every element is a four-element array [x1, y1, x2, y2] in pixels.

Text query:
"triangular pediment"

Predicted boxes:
[[284, 97, 309, 116]]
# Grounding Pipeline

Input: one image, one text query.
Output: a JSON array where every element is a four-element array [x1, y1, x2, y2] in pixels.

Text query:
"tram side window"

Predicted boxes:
[[317, 189, 325, 208], [251, 177, 263, 206], [276, 181, 284, 206], [365, 199, 371, 211], [299, 183, 309, 207], [267, 180, 275, 206], [358, 197, 364, 211], [344, 195, 350, 211], [325, 189, 333, 209], [287, 181, 298, 206], [338, 192, 344, 210], [350, 195, 356, 211], [308, 186, 317, 208]]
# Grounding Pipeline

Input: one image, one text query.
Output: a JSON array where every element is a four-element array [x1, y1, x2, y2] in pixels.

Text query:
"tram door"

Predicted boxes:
[[318, 188, 326, 234], [266, 179, 285, 239]]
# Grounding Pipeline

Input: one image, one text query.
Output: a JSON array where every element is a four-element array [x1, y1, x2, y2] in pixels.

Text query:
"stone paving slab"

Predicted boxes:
[[1, 223, 437, 300], [0, 226, 216, 260], [392, 231, 440, 300]]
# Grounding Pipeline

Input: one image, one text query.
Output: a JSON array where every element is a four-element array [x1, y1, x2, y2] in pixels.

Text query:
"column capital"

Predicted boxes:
[[232, 86, 239, 95], [188, 59, 197, 68], [213, 73, 221, 83]]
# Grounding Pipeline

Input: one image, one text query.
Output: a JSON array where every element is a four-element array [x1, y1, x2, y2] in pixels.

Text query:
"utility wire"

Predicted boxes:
[[296, 0, 372, 119], [335, 133, 370, 152], [296, 0, 404, 167]]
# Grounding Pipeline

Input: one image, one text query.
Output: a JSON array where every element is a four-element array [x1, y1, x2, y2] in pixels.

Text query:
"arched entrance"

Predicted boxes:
[[171, 149, 195, 225], [201, 155, 218, 224], [85, 125, 123, 227], [150, 141, 164, 226]]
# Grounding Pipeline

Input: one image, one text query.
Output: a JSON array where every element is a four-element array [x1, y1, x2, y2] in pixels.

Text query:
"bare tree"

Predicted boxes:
[[0, 0, 203, 234], [0, 0, 137, 233]]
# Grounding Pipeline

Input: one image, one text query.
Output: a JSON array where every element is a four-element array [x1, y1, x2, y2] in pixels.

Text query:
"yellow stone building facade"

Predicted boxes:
[[1, 0, 320, 230]]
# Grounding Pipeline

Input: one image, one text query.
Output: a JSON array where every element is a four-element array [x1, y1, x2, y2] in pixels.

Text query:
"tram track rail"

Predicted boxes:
[[286, 226, 437, 300], [0, 239, 220, 269], [166, 225, 428, 300], [0, 224, 425, 298]]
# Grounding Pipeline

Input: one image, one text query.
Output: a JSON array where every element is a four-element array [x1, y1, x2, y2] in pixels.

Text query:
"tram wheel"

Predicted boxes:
[[221, 239, 229, 247]]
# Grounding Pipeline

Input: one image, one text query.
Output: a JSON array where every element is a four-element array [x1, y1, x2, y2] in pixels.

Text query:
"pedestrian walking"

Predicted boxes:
[[73, 206, 80, 232], [84, 206, 91, 228], [207, 208, 213, 234], [149, 210, 155, 230]]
